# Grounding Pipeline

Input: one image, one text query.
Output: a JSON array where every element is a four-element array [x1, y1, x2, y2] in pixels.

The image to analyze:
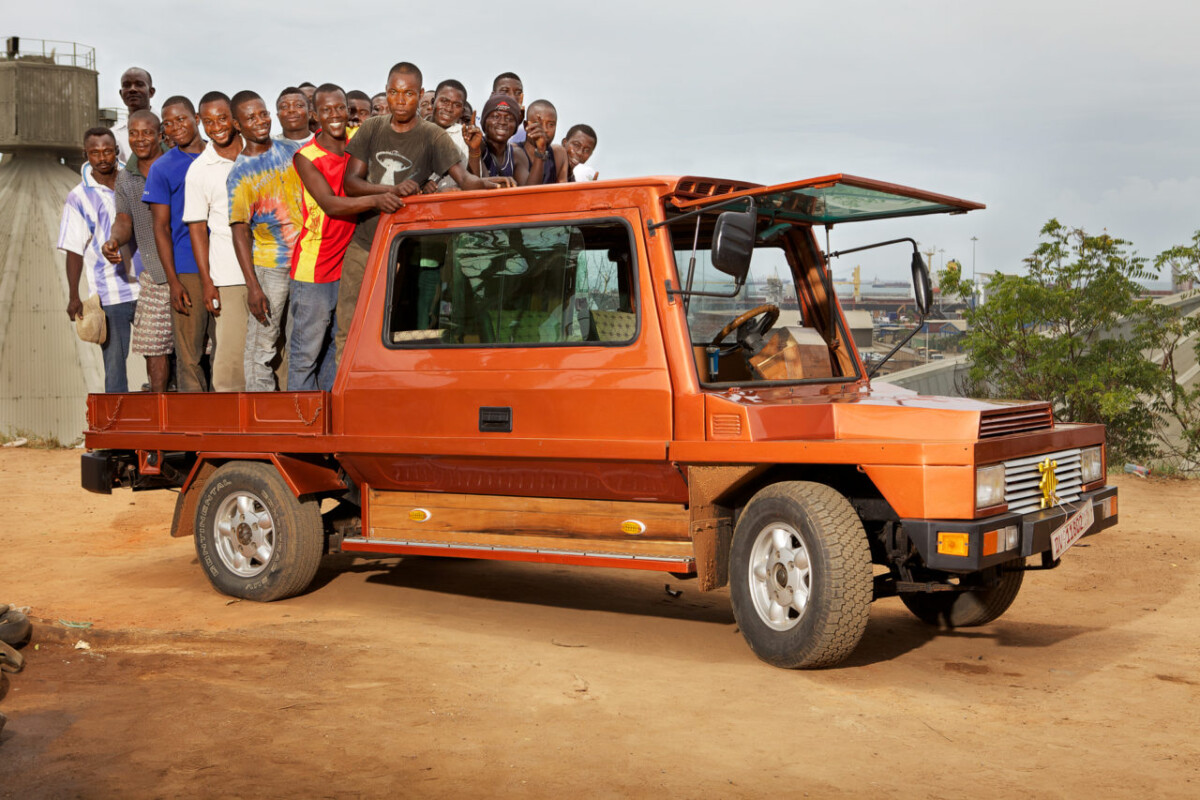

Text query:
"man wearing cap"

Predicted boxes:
[[59, 127, 141, 392], [473, 92, 536, 184]]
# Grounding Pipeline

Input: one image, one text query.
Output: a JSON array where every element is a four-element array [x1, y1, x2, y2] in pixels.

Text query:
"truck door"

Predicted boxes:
[[336, 208, 684, 504]]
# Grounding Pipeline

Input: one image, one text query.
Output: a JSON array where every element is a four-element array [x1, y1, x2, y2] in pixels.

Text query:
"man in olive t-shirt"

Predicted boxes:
[[339, 61, 510, 362]]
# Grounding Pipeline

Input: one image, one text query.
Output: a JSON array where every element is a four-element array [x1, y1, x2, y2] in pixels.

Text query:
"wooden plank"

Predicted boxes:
[[369, 489, 689, 541]]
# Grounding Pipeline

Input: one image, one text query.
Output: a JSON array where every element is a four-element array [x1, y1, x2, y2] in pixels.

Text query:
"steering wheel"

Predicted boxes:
[[710, 304, 780, 354]]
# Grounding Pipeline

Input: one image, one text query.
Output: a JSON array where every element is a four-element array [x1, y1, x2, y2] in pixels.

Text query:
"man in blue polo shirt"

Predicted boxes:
[[144, 95, 211, 391]]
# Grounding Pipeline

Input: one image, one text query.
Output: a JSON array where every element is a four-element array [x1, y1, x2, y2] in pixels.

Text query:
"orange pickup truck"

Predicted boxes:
[[81, 174, 1118, 668]]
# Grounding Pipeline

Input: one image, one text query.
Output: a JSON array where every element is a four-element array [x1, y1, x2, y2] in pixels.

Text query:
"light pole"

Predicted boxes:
[[970, 236, 979, 308]]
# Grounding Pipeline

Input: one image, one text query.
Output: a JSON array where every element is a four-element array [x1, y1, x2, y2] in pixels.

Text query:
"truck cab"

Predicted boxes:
[[82, 173, 1119, 669]]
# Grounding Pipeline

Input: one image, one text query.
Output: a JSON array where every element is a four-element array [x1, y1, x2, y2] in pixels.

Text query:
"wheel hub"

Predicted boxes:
[[213, 491, 276, 578], [748, 523, 812, 631]]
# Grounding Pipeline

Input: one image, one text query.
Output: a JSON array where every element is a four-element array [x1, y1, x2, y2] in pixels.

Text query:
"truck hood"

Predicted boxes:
[[703, 381, 1054, 443]]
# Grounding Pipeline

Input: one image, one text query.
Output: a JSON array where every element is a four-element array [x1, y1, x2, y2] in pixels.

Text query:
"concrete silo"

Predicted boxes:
[[0, 37, 144, 444]]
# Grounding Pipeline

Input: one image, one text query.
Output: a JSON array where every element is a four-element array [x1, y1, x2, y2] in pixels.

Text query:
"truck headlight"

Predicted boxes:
[[1081, 446, 1103, 483], [976, 464, 1006, 510]]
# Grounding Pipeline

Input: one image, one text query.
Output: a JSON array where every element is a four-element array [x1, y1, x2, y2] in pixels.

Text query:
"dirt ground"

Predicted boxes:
[[0, 449, 1196, 799]]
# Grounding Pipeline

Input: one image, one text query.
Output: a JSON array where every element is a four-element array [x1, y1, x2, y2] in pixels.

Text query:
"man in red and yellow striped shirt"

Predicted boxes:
[[288, 83, 403, 390]]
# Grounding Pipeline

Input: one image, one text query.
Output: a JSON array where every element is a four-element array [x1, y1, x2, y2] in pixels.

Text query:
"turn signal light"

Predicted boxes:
[[937, 532, 970, 556]]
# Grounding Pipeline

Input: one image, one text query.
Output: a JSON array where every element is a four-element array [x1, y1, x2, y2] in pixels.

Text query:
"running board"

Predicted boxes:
[[340, 536, 696, 573]]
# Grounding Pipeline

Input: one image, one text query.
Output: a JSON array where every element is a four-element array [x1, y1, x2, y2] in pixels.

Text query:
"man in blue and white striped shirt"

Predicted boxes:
[[58, 127, 142, 392]]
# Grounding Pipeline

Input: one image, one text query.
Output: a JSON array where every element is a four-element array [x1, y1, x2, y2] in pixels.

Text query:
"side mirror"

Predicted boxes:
[[711, 209, 755, 281], [911, 251, 932, 316]]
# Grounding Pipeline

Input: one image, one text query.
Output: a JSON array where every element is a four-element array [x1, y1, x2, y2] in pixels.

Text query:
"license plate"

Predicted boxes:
[[1050, 502, 1095, 560]]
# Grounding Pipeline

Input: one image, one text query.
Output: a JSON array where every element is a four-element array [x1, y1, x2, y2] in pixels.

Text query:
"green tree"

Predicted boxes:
[[941, 220, 1163, 463]]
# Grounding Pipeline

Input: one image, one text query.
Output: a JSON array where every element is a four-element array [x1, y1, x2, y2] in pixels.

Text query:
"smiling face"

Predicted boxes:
[[160, 102, 199, 148], [127, 115, 160, 161], [234, 98, 273, 145], [432, 86, 465, 129], [385, 71, 422, 125], [199, 99, 238, 148], [315, 89, 349, 141], [119, 68, 154, 113], [483, 109, 517, 145], [276, 92, 310, 138], [84, 132, 119, 176], [563, 130, 596, 169]]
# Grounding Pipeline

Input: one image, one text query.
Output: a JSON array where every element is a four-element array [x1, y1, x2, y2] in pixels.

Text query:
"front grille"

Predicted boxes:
[[979, 404, 1054, 438], [1003, 448, 1082, 515]]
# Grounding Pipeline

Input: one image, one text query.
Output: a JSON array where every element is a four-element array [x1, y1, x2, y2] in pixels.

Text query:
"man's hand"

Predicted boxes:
[[66, 295, 83, 320], [420, 179, 439, 195], [375, 193, 404, 214], [101, 237, 122, 265], [202, 281, 221, 317], [393, 179, 421, 197], [525, 120, 549, 154], [483, 177, 517, 189], [247, 284, 271, 325], [463, 124, 484, 153], [169, 279, 192, 315]]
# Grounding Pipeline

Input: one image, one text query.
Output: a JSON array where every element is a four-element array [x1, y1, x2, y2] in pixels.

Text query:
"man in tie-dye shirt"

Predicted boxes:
[[227, 89, 305, 392], [59, 127, 141, 392]]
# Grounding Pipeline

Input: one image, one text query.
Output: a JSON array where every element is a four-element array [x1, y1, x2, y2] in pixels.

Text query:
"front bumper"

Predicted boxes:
[[900, 485, 1119, 572]]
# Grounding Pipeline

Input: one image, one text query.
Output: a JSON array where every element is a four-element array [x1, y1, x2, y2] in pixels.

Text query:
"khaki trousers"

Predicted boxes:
[[212, 284, 248, 392]]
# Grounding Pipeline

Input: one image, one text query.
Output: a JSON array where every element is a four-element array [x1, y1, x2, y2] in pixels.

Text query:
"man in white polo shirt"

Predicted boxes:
[[183, 90, 247, 391]]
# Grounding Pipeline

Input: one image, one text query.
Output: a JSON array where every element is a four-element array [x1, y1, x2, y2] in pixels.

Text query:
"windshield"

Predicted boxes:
[[667, 215, 860, 385]]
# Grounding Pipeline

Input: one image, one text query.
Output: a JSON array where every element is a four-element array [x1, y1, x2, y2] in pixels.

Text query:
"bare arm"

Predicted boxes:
[[553, 144, 569, 184], [188, 221, 221, 316], [65, 251, 84, 319], [512, 147, 532, 186], [295, 154, 402, 215], [151, 203, 190, 314], [446, 163, 514, 191], [231, 222, 268, 325]]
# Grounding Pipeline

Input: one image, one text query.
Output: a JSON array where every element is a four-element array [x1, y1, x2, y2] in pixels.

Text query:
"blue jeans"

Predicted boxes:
[[101, 299, 137, 393], [286, 279, 339, 391], [244, 266, 291, 392]]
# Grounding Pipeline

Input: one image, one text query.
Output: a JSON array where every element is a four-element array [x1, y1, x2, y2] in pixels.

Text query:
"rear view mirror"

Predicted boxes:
[[711, 210, 755, 281], [911, 251, 932, 316]]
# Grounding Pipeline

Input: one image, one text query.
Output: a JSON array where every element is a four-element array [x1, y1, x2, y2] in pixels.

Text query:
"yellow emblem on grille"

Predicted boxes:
[[1038, 458, 1059, 509]]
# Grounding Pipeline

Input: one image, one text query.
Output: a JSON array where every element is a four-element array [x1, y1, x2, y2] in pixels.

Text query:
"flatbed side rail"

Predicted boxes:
[[85, 391, 329, 442]]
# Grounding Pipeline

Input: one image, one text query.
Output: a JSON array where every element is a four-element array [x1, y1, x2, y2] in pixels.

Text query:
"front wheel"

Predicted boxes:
[[900, 567, 1024, 627], [729, 482, 872, 669], [194, 461, 324, 602]]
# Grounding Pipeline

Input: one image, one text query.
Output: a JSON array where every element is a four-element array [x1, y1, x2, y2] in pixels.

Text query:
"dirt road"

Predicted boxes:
[[0, 449, 1196, 798]]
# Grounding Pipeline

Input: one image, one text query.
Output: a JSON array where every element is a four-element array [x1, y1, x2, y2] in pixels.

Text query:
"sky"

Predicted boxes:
[[9, 0, 1200, 285]]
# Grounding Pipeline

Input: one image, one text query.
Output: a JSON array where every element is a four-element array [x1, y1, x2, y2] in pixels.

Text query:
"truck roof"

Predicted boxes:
[[386, 173, 984, 227]]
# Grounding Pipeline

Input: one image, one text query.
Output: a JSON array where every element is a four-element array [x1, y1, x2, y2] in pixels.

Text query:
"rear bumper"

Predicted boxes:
[[901, 485, 1118, 572]]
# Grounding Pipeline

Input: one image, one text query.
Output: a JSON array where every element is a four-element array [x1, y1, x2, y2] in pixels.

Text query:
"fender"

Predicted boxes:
[[170, 453, 345, 538]]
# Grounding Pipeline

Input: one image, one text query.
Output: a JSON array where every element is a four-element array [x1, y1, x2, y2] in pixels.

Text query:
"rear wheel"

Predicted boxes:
[[900, 566, 1024, 627], [729, 482, 872, 669], [194, 461, 323, 602]]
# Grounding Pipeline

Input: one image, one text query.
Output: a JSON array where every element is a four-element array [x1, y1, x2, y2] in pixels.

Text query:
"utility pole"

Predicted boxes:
[[970, 236, 979, 308]]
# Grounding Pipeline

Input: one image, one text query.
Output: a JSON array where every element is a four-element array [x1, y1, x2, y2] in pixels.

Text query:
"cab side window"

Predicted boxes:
[[386, 221, 637, 347]]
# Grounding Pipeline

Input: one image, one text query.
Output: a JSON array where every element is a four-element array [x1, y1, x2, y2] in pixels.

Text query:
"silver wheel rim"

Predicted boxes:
[[748, 522, 812, 631], [214, 491, 275, 578]]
